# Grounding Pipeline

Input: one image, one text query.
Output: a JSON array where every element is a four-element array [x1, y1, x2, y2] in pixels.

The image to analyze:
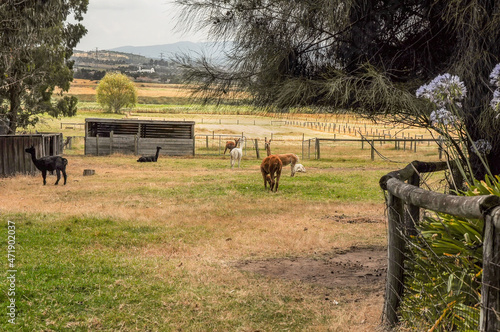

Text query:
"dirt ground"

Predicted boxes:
[[234, 216, 387, 296]]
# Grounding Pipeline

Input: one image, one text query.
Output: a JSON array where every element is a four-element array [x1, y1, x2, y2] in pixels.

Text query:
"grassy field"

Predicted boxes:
[[1, 154, 390, 331], [0, 81, 444, 330]]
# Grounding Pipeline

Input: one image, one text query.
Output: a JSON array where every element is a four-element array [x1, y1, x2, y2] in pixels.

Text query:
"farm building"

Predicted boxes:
[[0, 133, 64, 177], [84, 118, 195, 156]]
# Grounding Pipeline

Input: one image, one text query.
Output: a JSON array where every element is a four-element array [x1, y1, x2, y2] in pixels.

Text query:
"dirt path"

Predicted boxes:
[[234, 246, 386, 291]]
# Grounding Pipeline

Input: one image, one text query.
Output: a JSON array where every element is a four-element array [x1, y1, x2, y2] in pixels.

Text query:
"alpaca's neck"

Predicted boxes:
[[265, 144, 271, 156], [28, 151, 38, 164], [155, 148, 160, 160]]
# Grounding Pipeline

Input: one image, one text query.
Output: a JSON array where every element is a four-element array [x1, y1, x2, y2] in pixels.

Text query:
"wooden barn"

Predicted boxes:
[[84, 118, 195, 156], [0, 134, 64, 177]]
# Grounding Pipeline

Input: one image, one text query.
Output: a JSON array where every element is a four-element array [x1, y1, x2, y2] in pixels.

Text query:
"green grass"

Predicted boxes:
[[1, 214, 325, 331]]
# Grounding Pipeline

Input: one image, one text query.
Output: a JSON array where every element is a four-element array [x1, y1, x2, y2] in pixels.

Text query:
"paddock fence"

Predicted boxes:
[[379, 161, 500, 331], [0, 134, 64, 177], [194, 134, 444, 162], [303, 137, 444, 161]]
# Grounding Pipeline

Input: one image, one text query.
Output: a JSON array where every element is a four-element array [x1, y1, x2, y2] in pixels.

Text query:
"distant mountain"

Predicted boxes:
[[109, 41, 231, 61]]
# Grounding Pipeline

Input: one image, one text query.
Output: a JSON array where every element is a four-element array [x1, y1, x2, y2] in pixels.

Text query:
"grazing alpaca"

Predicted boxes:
[[264, 137, 300, 177], [260, 155, 283, 192], [230, 137, 244, 168], [137, 146, 162, 162], [224, 138, 239, 154], [25, 145, 67, 185]]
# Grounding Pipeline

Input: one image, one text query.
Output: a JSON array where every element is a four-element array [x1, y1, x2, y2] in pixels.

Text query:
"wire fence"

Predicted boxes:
[[380, 161, 500, 330]]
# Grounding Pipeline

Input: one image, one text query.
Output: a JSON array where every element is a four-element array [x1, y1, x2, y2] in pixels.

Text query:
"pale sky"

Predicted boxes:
[[75, 0, 208, 51]]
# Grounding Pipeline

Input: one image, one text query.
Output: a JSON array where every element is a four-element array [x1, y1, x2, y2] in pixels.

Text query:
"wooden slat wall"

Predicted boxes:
[[85, 136, 194, 156], [0, 134, 63, 177], [85, 119, 195, 156]]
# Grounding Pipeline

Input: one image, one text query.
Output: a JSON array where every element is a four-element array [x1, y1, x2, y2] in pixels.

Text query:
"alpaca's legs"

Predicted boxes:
[[62, 169, 67, 185], [290, 162, 296, 177], [55, 169, 61, 185], [41, 170, 47, 185], [275, 168, 282, 192]]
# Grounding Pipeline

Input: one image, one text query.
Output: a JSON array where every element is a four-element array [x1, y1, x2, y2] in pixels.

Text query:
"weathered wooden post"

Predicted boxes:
[[255, 139, 260, 159], [371, 139, 375, 161], [315, 138, 320, 160], [308, 139, 311, 159], [383, 190, 406, 326], [480, 207, 500, 332], [134, 135, 138, 155], [109, 130, 114, 155], [96, 134, 99, 156]]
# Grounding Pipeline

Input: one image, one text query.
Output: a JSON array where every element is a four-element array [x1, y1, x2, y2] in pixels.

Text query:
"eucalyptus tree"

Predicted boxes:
[[0, 0, 88, 134], [175, 0, 500, 178]]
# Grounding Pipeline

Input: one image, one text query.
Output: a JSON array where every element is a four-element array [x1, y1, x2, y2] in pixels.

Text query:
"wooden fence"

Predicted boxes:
[[379, 161, 500, 330], [303, 137, 443, 160], [0, 134, 64, 177]]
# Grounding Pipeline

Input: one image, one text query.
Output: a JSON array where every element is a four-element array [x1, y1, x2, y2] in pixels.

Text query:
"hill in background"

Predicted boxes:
[[109, 41, 230, 61]]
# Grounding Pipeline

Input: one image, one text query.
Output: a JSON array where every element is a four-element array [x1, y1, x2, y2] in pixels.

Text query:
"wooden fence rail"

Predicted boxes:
[[379, 161, 500, 331]]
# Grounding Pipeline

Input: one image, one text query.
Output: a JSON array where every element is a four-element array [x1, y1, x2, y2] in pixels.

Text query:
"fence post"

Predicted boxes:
[[308, 139, 311, 159], [315, 138, 320, 160], [384, 191, 406, 327], [96, 134, 99, 156], [109, 131, 114, 155], [371, 139, 375, 161], [134, 135, 138, 155], [255, 139, 260, 159], [480, 207, 500, 332]]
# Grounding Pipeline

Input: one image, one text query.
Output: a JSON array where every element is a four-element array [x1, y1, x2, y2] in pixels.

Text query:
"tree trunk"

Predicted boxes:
[[7, 84, 21, 134]]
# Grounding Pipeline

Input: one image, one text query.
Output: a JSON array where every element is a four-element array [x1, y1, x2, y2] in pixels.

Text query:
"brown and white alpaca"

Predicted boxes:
[[264, 137, 300, 177], [224, 138, 239, 154], [260, 154, 283, 192]]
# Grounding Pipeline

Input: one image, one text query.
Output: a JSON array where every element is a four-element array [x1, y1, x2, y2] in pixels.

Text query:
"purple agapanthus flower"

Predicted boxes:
[[416, 73, 467, 108], [490, 89, 500, 112], [472, 139, 493, 156], [489, 63, 500, 87], [430, 108, 457, 126]]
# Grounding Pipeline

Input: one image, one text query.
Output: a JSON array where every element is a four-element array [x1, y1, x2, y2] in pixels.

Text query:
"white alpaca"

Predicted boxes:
[[230, 137, 244, 168], [293, 163, 306, 174]]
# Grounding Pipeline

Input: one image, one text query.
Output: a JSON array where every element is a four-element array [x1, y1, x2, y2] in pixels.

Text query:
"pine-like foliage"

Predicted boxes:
[[174, 0, 500, 176]]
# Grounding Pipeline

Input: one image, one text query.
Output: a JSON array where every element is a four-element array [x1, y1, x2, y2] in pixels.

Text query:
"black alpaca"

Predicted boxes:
[[25, 146, 68, 185], [137, 146, 162, 162]]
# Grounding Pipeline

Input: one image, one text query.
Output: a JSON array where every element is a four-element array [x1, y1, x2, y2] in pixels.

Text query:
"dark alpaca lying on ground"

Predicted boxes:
[[25, 145, 68, 185], [137, 146, 162, 162]]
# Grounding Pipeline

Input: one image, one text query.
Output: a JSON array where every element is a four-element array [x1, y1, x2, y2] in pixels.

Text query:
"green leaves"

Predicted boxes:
[[96, 72, 138, 113], [0, 0, 88, 131]]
